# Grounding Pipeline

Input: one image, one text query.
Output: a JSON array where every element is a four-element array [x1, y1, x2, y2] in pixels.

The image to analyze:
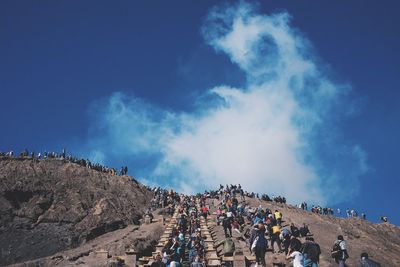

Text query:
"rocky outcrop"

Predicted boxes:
[[0, 158, 153, 266]]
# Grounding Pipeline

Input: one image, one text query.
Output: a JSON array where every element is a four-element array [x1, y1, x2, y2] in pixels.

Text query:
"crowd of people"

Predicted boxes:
[[211, 185, 319, 266], [0, 148, 129, 176], [147, 189, 213, 267], [0, 149, 389, 266], [146, 184, 382, 267], [297, 202, 384, 224]]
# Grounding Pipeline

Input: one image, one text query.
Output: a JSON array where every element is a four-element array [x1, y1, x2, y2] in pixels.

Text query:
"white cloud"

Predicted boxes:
[[81, 2, 367, 205]]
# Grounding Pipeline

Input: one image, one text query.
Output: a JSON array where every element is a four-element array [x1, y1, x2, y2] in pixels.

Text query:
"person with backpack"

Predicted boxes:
[[251, 222, 268, 267], [286, 248, 305, 267], [223, 212, 233, 237], [280, 228, 292, 255], [274, 210, 283, 226], [301, 237, 321, 267], [270, 224, 283, 253], [331, 235, 349, 267], [287, 235, 302, 257], [299, 223, 310, 237], [290, 223, 300, 237]]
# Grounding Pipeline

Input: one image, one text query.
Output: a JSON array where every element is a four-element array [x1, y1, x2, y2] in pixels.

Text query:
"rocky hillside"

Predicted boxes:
[[2, 158, 399, 267], [0, 157, 153, 266]]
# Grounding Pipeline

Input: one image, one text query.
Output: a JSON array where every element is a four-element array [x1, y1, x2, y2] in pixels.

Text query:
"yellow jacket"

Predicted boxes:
[[274, 211, 282, 219]]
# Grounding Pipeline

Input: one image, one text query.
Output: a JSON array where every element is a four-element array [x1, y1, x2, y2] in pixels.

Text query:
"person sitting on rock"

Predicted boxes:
[[299, 223, 310, 237], [145, 209, 154, 222], [290, 223, 300, 237]]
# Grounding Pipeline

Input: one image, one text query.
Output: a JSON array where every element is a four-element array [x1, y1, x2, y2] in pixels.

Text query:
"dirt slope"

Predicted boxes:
[[8, 222, 164, 267]]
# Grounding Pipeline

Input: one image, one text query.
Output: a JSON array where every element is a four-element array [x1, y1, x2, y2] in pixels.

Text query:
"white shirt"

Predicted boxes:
[[290, 251, 304, 267], [339, 240, 347, 250]]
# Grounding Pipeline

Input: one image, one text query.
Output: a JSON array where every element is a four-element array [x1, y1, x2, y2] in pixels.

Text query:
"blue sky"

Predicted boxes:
[[1, 1, 399, 225]]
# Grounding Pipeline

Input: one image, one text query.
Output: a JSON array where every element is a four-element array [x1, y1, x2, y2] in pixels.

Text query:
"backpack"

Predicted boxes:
[[256, 234, 268, 251], [272, 225, 281, 234], [331, 241, 342, 259], [223, 217, 231, 227], [282, 228, 290, 238], [302, 242, 320, 262], [251, 234, 267, 252]]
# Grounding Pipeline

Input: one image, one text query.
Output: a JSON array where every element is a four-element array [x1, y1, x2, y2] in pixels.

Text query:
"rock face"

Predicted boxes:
[[0, 157, 153, 266]]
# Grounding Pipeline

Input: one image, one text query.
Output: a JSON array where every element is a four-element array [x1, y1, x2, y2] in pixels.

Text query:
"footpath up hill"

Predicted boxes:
[[0, 157, 153, 266], [244, 197, 400, 266]]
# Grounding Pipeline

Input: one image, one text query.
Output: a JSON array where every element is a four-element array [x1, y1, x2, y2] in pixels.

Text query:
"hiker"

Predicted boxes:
[[380, 216, 388, 223], [301, 237, 321, 267], [286, 248, 305, 267], [251, 222, 268, 267], [280, 228, 291, 255], [359, 252, 381, 267], [346, 209, 351, 218], [231, 218, 241, 235], [151, 253, 167, 267], [145, 209, 154, 223], [270, 224, 283, 253], [299, 223, 310, 237], [223, 212, 233, 237], [200, 206, 209, 220], [332, 235, 349, 267], [274, 209, 283, 226], [290, 223, 300, 237], [190, 255, 203, 267], [287, 236, 302, 257], [249, 224, 260, 250]]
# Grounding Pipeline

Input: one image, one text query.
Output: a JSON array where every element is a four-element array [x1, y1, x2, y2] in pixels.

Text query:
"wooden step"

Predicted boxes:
[[222, 256, 234, 260], [207, 259, 221, 266]]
